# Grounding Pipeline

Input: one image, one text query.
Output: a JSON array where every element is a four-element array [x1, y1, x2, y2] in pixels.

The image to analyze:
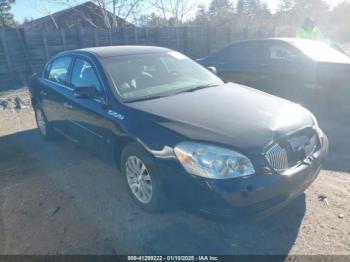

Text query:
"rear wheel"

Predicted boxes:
[[121, 143, 166, 212], [34, 106, 56, 140]]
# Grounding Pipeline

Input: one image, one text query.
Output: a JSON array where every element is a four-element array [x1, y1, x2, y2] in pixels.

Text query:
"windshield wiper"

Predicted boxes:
[[125, 95, 168, 103], [125, 83, 220, 102], [175, 83, 220, 94]]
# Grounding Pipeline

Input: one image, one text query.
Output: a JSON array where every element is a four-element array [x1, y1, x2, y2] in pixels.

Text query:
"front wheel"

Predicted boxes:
[[34, 106, 56, 140], [121, 143, 166, 212]]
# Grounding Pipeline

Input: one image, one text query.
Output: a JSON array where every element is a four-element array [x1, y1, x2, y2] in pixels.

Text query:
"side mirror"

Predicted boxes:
[[207, 66, 217, 75], [74, 85, 97, 99]]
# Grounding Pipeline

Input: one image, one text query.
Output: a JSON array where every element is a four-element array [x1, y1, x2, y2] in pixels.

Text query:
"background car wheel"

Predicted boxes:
[[121, 142, 166, 212], [34, 106, 56, 140]]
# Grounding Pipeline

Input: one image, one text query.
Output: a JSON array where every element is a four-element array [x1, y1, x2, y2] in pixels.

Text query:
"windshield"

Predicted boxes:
[[103, 51, 223, 101], [291, 40, 350, 64]]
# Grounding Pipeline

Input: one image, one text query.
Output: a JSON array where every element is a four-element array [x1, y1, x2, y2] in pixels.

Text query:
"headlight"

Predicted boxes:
[[299, 105, 323, 139], [309, 111, 324, 139], [174, 142, 255, 179]]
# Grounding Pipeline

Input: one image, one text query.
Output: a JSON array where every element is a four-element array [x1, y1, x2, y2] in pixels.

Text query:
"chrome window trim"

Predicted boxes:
[[41, 53, 109, 106]]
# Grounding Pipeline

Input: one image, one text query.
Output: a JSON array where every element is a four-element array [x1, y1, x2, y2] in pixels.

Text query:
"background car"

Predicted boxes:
[[198, 38, 350, 122]]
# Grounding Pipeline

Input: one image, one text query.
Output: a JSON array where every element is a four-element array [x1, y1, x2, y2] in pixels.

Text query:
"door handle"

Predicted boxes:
[[40, 90, 47, 96], [63, 102, 73, 109]]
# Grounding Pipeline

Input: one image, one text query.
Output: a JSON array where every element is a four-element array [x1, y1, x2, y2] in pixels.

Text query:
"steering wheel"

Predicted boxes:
[[135, 72, 156, 89]]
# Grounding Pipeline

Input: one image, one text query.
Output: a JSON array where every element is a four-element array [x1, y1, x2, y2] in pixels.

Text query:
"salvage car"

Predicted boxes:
[[29, 46, 328, 218], [198, 38, 350, 122]]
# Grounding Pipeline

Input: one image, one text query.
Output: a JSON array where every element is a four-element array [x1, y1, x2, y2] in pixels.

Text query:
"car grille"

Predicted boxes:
[[265, 143, 289, 171], [264, 127, 320, 172]]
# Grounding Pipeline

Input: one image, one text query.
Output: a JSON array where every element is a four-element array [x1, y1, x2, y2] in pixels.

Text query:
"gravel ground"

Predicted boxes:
[[0, 88, 349, 255]]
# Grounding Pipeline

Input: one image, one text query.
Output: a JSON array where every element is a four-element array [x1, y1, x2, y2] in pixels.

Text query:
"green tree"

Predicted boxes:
[[194, 4, 209, 26], [236, 0, 249, 14], [278, 0, 295, 12], [237, 0, 270, 17], [247, 0, 261, 14], [260, 1, 271, 17], [195, 0, 234, 26], [209, 0, 232, 16], [0, 0, 15, 27]]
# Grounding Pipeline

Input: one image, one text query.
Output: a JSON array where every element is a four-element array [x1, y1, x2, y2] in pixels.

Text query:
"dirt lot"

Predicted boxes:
[[0, 88, 349, 255]]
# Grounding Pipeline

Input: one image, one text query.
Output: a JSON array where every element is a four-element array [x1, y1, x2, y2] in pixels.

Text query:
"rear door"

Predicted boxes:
[[210, 41, 266, 88], [37, 56, 73, 133], [260, 41, 311, 102], [64, 56, 113, 157]]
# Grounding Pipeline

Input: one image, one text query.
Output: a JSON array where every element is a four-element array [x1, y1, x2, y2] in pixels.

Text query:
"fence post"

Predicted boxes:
[[183, 27, 189, 55], [77, 27, 83, 48], [206, 26, 211, 54], [94, 28, 99, 46], [243, 26, 248, 39], [145, 27, 149, 44], [156, 27, 161, 46], [134, 27, 138, 44], [0, 30, 15, 86], [166, 27, 170, 47], [227, 26, 232, 44], [17, 28, 34, 75], [175, 27, 179, 50], [41, 29, 49, 60], [108, 29, 112, 45], [60, 29, 66, 50], [272, 25, 276, 37], [123, 27, 128, 45]]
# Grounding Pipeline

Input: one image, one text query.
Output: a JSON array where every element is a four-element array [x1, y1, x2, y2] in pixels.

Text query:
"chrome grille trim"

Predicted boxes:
[[265, 143, 289, 172]]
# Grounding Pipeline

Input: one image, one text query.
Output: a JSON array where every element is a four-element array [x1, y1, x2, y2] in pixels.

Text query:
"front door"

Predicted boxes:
[[64, 56, 113, 158], [260, 41, 314, 104]]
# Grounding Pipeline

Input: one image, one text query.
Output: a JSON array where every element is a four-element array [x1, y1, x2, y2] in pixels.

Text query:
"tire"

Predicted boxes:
[[121, 142, 166, 212], [34, 106, 57, 140], [332, 88, 350, 124]]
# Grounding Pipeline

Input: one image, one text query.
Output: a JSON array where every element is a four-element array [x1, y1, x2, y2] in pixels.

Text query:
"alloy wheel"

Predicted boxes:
[[36, 108, 47, 136], [125, 155, 153, 204]]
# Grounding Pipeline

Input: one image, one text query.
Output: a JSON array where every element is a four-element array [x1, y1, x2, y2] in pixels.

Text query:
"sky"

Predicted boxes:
[[11, 0, 349, 23]]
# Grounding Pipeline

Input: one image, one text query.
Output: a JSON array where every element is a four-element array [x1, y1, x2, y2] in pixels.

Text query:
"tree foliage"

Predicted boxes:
[[0, 0, 15, 27], [278, 0, 295, 12]]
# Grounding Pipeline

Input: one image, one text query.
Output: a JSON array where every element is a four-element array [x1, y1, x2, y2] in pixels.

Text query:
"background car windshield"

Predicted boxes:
[[103, 51, 223, 101], [291, 40, 350, 63]]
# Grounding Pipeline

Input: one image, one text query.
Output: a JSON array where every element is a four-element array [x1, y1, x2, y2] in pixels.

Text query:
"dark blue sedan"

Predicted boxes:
[[198, 38, 350, 122], [29, 46, 328, 218]]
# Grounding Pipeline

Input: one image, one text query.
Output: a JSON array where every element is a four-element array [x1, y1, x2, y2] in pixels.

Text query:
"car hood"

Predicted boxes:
[[126, 83, 314, 156]]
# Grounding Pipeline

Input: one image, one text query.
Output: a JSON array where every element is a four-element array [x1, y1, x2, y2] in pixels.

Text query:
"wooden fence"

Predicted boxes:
[[0, 26, 276, 90]]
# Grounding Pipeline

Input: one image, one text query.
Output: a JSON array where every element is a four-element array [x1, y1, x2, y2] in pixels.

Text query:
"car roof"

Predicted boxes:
[[74, 45, 172, 58], [226, 37, 317, 45]]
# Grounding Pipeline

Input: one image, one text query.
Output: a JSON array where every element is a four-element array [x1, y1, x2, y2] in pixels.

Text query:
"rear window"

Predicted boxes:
[[47, 56, 72, 85]]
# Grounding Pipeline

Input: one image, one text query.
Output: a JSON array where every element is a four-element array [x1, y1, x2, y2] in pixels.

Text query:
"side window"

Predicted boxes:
[[71, 58, 103, 95], [47, 56, 72, 85], [229, 43, 258, 62], [216, 43, 262, 63], [266, 44, 298, 62]]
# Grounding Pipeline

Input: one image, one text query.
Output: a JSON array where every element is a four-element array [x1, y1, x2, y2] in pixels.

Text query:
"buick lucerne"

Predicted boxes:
[[29, 46, 329, 218]]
